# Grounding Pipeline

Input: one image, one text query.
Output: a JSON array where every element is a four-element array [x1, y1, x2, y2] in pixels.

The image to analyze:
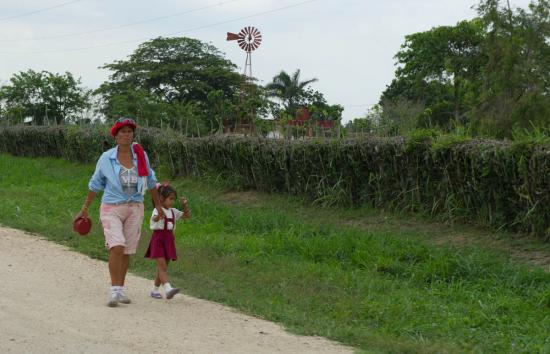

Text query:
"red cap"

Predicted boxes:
[[110, 118, 137, 137], [73, 217, 92, 236]]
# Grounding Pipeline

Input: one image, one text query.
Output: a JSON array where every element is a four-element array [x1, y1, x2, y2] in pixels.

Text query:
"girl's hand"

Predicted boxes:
[[183, 207, 191, 219], [180, 197, 189, 208]]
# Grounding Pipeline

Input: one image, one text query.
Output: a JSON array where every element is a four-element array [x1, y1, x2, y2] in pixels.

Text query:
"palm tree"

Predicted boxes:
[[265, 69, 317, 116]]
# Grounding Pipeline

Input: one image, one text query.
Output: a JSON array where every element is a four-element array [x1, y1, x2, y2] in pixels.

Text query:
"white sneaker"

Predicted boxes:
[[107, 292, 118, 307], [166, 287, 180, 300], [117, 289, 131, 304]]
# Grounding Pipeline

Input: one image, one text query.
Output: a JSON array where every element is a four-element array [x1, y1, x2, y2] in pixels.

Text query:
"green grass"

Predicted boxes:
[[1, 153, 550, 354]]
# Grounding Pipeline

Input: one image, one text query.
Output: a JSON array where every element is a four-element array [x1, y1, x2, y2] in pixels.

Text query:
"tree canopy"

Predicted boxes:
[[97, 36, 245, 129], [473, 0, 550, 137], [381, 20, 486, 130], [0, 70, 91, 125], [380, 0, 549, 137], [265, 69, 318, 116]]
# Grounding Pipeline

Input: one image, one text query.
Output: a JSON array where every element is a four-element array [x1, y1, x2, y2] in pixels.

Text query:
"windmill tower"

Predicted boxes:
[[226, 27, 262, 134]]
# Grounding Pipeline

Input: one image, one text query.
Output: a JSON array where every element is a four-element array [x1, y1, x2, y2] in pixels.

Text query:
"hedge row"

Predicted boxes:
[[1, 125, 549, 238]]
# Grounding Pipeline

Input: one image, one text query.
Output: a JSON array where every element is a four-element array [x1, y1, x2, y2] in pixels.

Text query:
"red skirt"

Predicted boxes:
[[145, 229, 178, 261]]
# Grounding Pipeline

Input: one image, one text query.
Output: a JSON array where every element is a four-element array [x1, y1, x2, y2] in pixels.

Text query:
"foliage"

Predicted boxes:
[[1, 125, 549, 238], [299, 88, 344, 121], [345, 116, 375, 134], [381, 20, 486, 131], [96, 36, 245, 130], [473, 0, 550, 137], [381, 0, 550, 138], [265, 69, 318, 117], [348, 102, 421, 136], [0, 69, 92, 125]]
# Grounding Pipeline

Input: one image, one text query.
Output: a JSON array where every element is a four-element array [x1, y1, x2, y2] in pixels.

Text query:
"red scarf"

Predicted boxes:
[[132, 143, 149, 177]]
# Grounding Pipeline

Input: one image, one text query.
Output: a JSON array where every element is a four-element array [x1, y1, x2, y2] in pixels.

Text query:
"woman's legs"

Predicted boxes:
[[108, 246, 126, 285], [121, 254, 129, 286], [101, 203, 144, 306]]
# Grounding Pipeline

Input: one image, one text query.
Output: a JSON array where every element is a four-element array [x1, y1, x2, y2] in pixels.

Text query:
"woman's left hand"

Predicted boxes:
[[155, 206, 166, 219]]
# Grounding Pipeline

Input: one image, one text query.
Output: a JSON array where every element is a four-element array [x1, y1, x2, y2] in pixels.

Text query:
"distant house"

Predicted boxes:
[[23, 117, 33, 125], [287, 108, 335, 129]]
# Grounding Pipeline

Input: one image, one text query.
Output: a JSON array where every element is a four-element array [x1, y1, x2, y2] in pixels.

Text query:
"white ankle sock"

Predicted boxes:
[[152, 285, 160, 293], [111, 286, 121, 294], [163, 283, 173, 292]]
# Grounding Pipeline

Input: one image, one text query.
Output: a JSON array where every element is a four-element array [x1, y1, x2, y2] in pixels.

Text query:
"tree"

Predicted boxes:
[[0, 70, 91, 125], [97, 36, 245, 129], [207, 84, 272, 134], [474, 0, 550, 137], [345, 117, 375, 134], [298, 88, 343, 121], [381, 20, 486, 130], [265, 69, 318, 116]]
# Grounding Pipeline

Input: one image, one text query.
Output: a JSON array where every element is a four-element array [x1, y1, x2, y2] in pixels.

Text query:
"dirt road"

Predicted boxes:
[[0, 226, 353, 354]]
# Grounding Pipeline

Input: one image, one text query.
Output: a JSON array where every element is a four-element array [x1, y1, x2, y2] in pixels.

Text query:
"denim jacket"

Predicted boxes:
[[88, 145, 157, 204]]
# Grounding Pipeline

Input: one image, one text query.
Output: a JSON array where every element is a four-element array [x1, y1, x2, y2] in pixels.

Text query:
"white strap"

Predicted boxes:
[[140, 176, 147, 195]]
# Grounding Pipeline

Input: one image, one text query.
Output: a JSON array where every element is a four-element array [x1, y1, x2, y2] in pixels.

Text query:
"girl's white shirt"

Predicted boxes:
[[150, 207, 185, 231]]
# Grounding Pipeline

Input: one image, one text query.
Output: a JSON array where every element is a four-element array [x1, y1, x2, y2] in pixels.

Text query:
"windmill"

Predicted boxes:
[[226, 26, 262, 134], [227, 26, 262, 78]]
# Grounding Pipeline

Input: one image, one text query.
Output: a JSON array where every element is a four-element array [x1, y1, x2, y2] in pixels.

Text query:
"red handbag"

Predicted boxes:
[[73, 216, 92, 236]]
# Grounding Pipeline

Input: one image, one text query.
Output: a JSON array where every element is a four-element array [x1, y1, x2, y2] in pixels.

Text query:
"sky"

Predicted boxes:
[[0, 0, 534, 123]]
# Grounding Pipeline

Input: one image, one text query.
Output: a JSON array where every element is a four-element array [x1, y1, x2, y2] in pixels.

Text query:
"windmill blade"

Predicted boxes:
[[226, 32, 240, 41]]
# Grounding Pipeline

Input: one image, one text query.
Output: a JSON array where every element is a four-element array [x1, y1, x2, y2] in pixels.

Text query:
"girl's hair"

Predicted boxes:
[[153, 183, 177, 205]]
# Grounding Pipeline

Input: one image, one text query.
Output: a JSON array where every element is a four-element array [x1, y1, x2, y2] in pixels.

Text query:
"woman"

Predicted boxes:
[[74, 117, 164, 307]]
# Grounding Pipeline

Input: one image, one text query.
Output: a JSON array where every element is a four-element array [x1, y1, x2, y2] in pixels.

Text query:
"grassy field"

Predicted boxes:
[[1, 153, 549, 354]]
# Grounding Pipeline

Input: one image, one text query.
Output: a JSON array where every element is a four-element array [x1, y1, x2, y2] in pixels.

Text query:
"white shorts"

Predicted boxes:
[[99, 202, 144, 254]]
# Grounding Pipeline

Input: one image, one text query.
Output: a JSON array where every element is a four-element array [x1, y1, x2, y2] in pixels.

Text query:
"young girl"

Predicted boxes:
[[145, 183, 191, 299]]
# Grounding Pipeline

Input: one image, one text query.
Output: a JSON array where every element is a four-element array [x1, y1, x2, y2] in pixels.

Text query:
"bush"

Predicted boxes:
[[1, 125, 548, 238]]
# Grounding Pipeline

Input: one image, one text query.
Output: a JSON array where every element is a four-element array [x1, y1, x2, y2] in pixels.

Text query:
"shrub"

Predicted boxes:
[[1, 126, 548, 238]]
